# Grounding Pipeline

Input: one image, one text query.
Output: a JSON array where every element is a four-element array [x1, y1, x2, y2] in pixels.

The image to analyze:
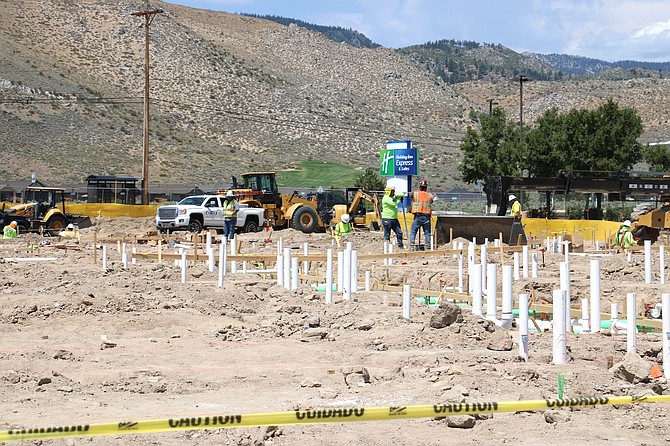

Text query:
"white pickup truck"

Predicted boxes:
[[155, 195, 266, 233]]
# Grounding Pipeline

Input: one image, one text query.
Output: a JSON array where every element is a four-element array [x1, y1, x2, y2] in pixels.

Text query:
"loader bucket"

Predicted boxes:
[[435, 215, 527, 245], [69, 215, 93, 229]]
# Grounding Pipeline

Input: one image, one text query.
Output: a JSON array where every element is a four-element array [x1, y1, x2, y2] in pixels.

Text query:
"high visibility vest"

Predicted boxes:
[[335, 221, 353, 237], [411, 191, 433, 215], [3, 226, 17, 239], [510, 201, 522, 218], [222, 199, 237, 219]]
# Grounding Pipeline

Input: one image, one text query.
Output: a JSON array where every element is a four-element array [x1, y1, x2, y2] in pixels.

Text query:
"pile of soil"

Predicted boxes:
[[0, 217, 668, 445]]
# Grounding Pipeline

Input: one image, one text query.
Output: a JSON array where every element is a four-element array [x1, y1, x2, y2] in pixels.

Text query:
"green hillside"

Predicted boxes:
[[276, 161, 366, 188]]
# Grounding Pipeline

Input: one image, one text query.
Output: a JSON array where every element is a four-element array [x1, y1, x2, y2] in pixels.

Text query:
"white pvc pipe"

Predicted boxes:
[[560, 261, 571, 332], [283, 247, 291, 290], [552, 289, 567, 365], [522, 245, 529, 278], [206, 231, 212, 252], [343, 247, 351, 301], [519, 293, 529, 362], [557, 236, 563, 254], [627, 292, 637, 352], [242, 261, 248, 273], [472, 263, 483, 316], [468, 241, 475, 294], [388, 243, 394, 266], [662, 293, 670, 379], [276, 254, 283, 287], [383, 241, 389, 266], [217, 242, 225, 288], [303, 242, 309, 276], [291, 256, 299, 291], [513, 252, 520, 281], [644, 240, 652, 284], [500, 265, 513, 327], [131, 247, 137, 265], [627, 251, 633, 263], [457, 253, 464, 292], [208, 246, 215, 273], [481, 244, 488, 294], [325, 248, 333, 304], [531, 252, 538, 278], [365, 270, 371, 292], [277, 237, 283, 255], [564, 241, 570, 263], [180, 251, 187, 284], [102, 245, 107, 270], [590, 259, 601, 333], [486, 263, 497, 322], [230, 238, 238, 274], [122, 243, 127, 269], [660, 246, 666, 286], [581, 298, 590, 333], [611, 303, 619, 335], [402, 284, 411, 319], [352, 250, 359, 293], [337, 251, 343, 292]]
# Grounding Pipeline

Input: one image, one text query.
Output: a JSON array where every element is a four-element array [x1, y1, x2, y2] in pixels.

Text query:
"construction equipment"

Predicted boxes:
[[331, 188, 382, 230], [489, 171, 670, 244], [225, 172, 325, 233], [2, 187, 92, 236]]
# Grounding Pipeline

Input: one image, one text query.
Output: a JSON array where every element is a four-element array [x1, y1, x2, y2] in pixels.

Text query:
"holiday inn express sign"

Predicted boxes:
[[379, 140, 419, 176]]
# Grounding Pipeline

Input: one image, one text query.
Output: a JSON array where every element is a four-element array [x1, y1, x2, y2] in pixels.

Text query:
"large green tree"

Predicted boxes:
[[459, 108, 521, 187], [524, 99, 642, 176], [642, 144, 670, 171]]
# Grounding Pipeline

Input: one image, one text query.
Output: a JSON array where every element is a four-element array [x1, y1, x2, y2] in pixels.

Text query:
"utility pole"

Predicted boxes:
[[519, 75, 530, 145], [487, 98, 498, 116], [132, 1, 162, 205]]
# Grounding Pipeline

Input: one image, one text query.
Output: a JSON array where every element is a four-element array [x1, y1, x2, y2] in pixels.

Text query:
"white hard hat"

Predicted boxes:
[[67, 223, 74, 230], [508, 194, 517, 201], [341, 214, 350, 223], [225, 190, 234, 198], [623, 220, 631, 227]]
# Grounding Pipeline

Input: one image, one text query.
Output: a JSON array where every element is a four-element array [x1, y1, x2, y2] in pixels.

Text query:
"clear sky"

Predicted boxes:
[[163, 0, 670, 62]]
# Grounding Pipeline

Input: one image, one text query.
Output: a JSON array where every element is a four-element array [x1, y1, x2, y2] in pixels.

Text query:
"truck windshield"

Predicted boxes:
[[178, 196, 207, 206]]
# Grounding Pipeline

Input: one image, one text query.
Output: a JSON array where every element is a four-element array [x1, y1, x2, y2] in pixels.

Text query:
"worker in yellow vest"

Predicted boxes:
[[509, 194, 522, 220], [409, 180, 435, 250], [3, 221, 18, 239], [222, 190, 238, 241]]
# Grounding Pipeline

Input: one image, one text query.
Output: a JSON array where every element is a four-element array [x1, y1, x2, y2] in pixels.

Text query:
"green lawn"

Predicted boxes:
[[276, 161, 366, 188]]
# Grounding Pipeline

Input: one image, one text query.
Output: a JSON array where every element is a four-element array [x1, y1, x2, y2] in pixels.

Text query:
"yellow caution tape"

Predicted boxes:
[[1, 394, 668, 442]]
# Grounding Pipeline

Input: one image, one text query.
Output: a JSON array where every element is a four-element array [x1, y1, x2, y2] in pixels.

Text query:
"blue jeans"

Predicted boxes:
[[223, 218, 236, 240], [409, 213, 431, 247], [382, 218, 403, 247]]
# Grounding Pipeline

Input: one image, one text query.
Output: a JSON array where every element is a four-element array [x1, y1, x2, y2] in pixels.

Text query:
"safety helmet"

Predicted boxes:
[[419, 180, 428, 188], [341, 214, 350, 223], [67, 223, 74, 230], [509, 194, 517, 201], [225, 190, 234, 198], [10, 221, 17, 228], [623, 220, 631, 227]]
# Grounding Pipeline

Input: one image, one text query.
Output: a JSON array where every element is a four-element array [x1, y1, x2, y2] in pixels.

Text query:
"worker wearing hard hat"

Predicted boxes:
[[614, 220, 636, 248], [509, 194, 522, 220], [222, 190, 238, 241], [409, 180, 435, 250], [381, 186, 404, 249], [334, 213, 354, 241], [3, 221, 18, 239]]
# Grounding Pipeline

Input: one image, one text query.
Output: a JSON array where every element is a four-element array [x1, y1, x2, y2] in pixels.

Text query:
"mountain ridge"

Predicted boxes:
[[1, 0, 669, 192]]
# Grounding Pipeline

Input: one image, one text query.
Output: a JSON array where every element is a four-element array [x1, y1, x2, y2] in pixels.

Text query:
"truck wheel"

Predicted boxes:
[[242, 219, 259, 233], [292, 206, 319, 233], [46, 215, 67, 236], [187, 218, 203, 233]]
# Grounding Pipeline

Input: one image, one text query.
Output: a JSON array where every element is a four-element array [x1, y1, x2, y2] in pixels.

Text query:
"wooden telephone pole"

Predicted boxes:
[[132, 1, 162, 205]]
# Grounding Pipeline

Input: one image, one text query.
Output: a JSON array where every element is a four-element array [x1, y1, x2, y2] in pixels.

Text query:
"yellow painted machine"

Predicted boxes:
[[3, 186, 91, 236], [331, 188, 381, 230], [224, 172, 325, 233]]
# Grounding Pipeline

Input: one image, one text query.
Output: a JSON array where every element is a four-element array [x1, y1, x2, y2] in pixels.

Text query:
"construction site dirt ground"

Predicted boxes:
[[1, 216, 669, 446]]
